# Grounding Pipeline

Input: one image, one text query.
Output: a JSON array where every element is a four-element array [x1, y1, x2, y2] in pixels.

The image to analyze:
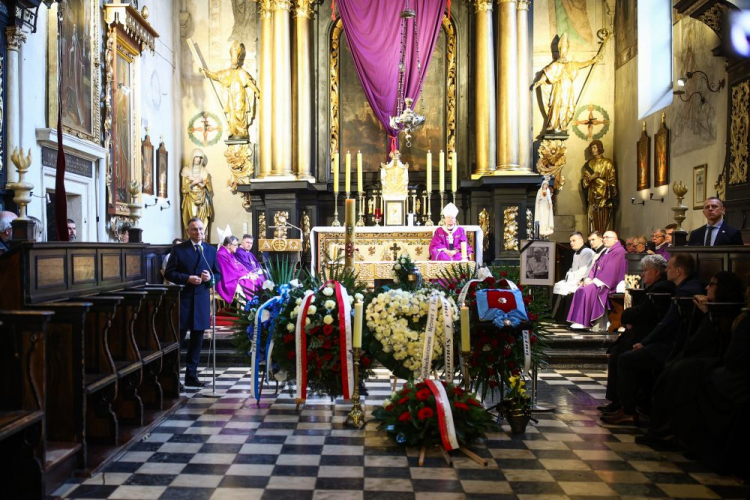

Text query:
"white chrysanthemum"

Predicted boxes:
[[286, 323, 295, 332], [307, 305, 317, 315], [324, 300, 336, 310], [355, 293, 364, 301], [323, 287, 334, 296], [295, 298, 302, 305], [290, 311, 298, 319], [394, 264, 401, 270], [323, 315, 334, 325]]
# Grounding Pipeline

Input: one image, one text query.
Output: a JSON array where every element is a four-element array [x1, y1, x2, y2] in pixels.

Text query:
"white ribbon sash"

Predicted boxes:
[[522, 330, 532, 374], [441, 297, 454, 382], [425, 379, 459, 451], [421, 293, 440, 379]]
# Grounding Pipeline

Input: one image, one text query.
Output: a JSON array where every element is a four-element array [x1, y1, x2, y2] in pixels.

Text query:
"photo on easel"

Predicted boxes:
[[520, 240, 556, 286]]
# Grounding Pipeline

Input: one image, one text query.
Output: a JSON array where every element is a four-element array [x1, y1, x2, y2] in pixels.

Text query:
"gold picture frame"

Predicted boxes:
[[157, 141, 168, 199], [637, 122, 650, 191], [141, 133, 154, 196], [654, 114, 669, 188], [47, 0, 101, 143], [693, 164, 707, 210], [385, 200, 405, 226]]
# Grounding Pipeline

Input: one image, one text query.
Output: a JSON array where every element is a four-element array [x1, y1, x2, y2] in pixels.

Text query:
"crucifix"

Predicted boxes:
[[188, 112, 219, 146], [389, 242, 402, 261]]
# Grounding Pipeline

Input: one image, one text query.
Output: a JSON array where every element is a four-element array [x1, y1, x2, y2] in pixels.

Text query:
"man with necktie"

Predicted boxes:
[[688, 197, 743, 246]]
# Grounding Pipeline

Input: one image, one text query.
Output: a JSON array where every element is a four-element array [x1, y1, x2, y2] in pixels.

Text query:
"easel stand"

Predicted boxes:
[[417, 444, 488, 467], [530, 362, 555, 412]]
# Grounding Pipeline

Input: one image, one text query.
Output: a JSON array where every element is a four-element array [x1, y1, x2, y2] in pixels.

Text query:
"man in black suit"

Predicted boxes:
[[688, 197, 743, 246], [165, 217, 222, 388]]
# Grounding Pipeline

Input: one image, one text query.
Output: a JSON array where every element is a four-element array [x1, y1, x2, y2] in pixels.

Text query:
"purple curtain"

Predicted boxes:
[[338, 0, 447, 152]]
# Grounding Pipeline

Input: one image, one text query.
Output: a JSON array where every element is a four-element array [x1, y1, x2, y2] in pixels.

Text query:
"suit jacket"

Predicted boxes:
[[688, 220, 743, 246], [620, 277, 676, 327], [164, 240, 222, 331]]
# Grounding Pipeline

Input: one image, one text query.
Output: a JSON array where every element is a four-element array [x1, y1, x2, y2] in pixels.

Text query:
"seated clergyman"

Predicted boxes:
[[551, 232, 595, 322], [429, 203, 473, 261]]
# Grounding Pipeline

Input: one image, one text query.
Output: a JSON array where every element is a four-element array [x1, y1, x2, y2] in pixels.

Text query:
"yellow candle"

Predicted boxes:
[[461, 306, 470, 350], [439, 150, 445, 193], [353, 301, 363, 348], [333, 152, 339, 193], [345, 198, 356, 225], [426, 150, 432, 192], [451, 150, 458, 192], [357, 151, 363, 193], [461, 241, 467, 260], [345, 151, 352, 195]]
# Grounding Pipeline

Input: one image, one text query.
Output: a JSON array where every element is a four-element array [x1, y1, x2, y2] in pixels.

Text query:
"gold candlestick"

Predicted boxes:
[[461, 350, 471, 390], [357, 192, 365, 227], [346, 347, 366, 428], [332, 192, 341, 227], [425, 192, 434, 226], [439, 191, 446, 226]]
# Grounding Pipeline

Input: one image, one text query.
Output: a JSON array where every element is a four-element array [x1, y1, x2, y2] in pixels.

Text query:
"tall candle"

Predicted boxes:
[[426, 151, 432, 192], [461, 241, 468, 260], [357, 151, 363, 193], [353, 301, 363, 348], [344, 199, 356, 273], [461, 306, 470, 350], [333, 152, 339, 193], [439, 150, 445, 193], [451, 150, 458, 193], [345, 151, 352, 194]]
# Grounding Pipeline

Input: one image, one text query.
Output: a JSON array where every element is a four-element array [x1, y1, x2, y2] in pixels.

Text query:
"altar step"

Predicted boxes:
[[541, 324, 616, 369]]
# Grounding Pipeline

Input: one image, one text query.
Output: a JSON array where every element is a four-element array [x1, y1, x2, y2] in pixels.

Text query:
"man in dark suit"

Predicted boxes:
[[165, 217, 222, 388], [688, 197, 743, 246]]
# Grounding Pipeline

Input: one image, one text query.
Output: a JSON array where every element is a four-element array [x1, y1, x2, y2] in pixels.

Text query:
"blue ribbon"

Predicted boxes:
[[475, 289, 528, 328]]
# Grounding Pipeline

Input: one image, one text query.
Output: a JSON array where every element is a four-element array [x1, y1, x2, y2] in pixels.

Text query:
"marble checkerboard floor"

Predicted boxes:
[[52, 367, 749, 500]]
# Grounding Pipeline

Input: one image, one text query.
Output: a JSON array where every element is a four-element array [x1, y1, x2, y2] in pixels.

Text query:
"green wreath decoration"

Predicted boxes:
[[572, 104, 610, 142]]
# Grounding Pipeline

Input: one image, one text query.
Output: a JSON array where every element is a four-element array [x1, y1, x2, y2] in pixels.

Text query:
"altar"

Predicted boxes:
[[311, 225, 483, 284]]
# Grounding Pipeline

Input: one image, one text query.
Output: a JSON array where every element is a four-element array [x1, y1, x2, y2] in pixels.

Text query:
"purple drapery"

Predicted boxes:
[[338, 0, 447, 152]]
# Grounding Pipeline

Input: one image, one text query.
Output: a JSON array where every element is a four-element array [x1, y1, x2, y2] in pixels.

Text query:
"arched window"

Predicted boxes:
[[637, 0, 673, 118]]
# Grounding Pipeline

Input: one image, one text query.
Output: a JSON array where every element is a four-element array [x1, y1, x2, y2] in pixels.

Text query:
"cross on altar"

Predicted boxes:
[[189, 112, 220, 146], [574, 104, 610, 140], [390, 242, 401, 260]]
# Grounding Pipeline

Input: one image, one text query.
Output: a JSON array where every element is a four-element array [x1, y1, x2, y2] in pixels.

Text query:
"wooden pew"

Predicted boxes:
[[140, 284, 182, 399]]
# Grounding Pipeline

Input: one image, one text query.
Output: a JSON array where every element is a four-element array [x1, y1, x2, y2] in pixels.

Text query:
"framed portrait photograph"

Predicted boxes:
[[385, 200, 405, 226], [694, 164, 707, 209], [141, 134, 154, 196], [637, 123, 651, 191], [654, 116, 669, 188], [157, 142, 168, 198], [519, 240, 556, 286], [47, 0, 101, 143]]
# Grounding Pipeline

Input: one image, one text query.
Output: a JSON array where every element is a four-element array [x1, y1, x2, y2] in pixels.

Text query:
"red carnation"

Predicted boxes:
[[401, 387, 411, 395], [489, 380, 498, 388], [385, 404, 394, 411], [451, 387, 465, 397], [283, 334, 294, 344], [508, 361, 516, 369], [417, 407, 435, 420], [487, 367, 496, 376], [323, 324, 333, 335], [467, 398, 481, 407], [530, 335, 537, 345], [398, 411, 411, 422], [310, 327, 320, 335], [332, 363, 340, 371], [286, 351, 296, 360], [523, 295, 532, 305], [491, 339, 499, 348], [323, 352, 333, 361], [318, 335, 326, 342], [454, 402, 469, 411], [483, 276, 496, 286], [360, 356, 372, 368], [500, 271, 508, 277], [416, 388, 431, 401], [503, 348, 512, 357], [398, 397, 409, 405], [322, 340, 332, 349]]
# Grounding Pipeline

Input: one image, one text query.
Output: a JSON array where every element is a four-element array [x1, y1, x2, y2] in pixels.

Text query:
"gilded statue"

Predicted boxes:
[[301, 211, 311, 253], [258, 212, 267, 238], [200, 41, 260, 142], [581, 140, 617, 234], [181, 148, 214, 239], [532, 32, 609, 133], [478, 208, 490, 253], [380, 150, 409, 199], [273, 211, 289, 240]]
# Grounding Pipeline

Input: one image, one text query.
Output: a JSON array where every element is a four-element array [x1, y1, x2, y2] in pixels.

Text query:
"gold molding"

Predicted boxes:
[[470, 0, 493, 13], [293, 0, 317, 18], [479, 208, 490, 253], [255, 0, 274, 17], [536, 139, 567, 190], [729, 80, 749, 186], [329, 18, 343, 158], [697, 3, 729, 37], [103, 2, 158, 53], [442, 14, 457, 153], [503, 206, 519, 251]]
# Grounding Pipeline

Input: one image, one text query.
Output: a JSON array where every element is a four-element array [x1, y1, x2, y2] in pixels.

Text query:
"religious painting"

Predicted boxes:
[[157, 141, 168, 199], [637, 124, 650, 191], [385, 200, 405, 227], [141, 133, 154, 196], [533, 0, 603, 52], [520, 240, 555, 287], [654, 116, 669, 188], [47, 0, 101, 143], [615, 0, 637, 68], [694, 164, 707, 210]]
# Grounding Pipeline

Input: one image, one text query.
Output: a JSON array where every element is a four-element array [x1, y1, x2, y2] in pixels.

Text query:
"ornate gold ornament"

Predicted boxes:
[[715, 170, 726, 201], [293, 0, 317, 19], [380, 150, 409, 198], [672, 180, 689, 232], [470, 0, 493, 13], [9, 148, 32, 219], [274, 211, 289, 239], [442, 15, 457, 153], [301, 210, 311, 253], [479, 208, 490, 253], [697, 4, 729, 37], [258, 212, 267, 236], [729, 81, 749, 186], [526, 208, 534, 239], [536, 139, 567, 189], [224, 144, 254, 192], [5, 26, 27, 51], [503, 206, 519, 251]]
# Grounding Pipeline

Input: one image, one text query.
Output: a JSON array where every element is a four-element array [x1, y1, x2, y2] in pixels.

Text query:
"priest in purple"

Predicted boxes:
[[567, 230, 627, 330], [235, 234, 264, 277], [216, 235, 263, 303], [430, 203, 474, 261]]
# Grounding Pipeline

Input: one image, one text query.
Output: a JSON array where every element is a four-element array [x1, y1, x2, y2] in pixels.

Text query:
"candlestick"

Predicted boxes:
[[345, 199, 356, 273], [346, 347, 366, 428], [357, 192, 365, 227], [332, 192, 341, 227], [439, 191, 446, 226], [357, 151, 363, 193], [461, 350, 471, 390], [353, 301, 363, 348], [451, 150, 457, 193], [333, 152, 339, 193], [345, 151, 352, 196], [425, 192, 434, 226], [426, 150, 432, 193], [439, 150, 445, 193]]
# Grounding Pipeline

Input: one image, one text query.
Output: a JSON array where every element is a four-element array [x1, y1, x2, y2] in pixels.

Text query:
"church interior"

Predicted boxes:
[[1, 0, 750, 498]]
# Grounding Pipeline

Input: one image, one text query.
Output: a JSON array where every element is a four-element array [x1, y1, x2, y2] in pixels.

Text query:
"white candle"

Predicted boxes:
[[461, 241, 467, 260], [439, 150, 445, 193], [426, 151, 432, 192], [345, 151, 352, 195], [357, 151, 363, 193], [353, 301, 363, 348], [451, 150, 458, 193], [333, 152, 339, 193]]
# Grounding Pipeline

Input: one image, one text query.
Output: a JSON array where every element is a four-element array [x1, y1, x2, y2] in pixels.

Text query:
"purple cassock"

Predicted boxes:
[[235, 247, 263, 274], [655, 243, 671, 261], [429, 226, 473, 261], [216, 246, 262, 303], [567, 241, 627, 327]]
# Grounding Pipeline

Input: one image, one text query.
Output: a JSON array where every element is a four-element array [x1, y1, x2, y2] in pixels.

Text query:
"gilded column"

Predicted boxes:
[[5, 27, 27, 186], [271, 0, 294, 178], [256, 0, 273, 178], [293, 0, 315, 181], [469, 0, 496, 178], [495, 0, 520, 172], [516, 0, 532, 171]]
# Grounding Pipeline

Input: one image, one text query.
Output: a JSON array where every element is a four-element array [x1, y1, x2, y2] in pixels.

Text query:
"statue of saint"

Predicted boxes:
[[200, 42, 260, 142], [532, 32, 609, 133], [534, 179, 555, 238], [181, 149, 214, 239], [581, 140, 617, 234], [380, 150, 409, 198]]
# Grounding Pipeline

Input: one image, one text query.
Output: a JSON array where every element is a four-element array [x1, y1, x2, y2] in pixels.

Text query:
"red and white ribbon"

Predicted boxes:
[[421, 293, 440, 379], [425, 379, 459, 451], [332, 282, 354, 399], [440, 297, 455, 382], [458, 279, 482, 306], [294, 290, 315, 402]]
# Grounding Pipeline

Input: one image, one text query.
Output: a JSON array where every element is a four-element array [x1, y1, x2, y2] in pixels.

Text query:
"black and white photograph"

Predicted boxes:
[[520, 240, 556, 286]]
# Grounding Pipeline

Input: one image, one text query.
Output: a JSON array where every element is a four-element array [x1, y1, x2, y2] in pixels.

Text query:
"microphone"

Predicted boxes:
[[197, 242, 216, 287]]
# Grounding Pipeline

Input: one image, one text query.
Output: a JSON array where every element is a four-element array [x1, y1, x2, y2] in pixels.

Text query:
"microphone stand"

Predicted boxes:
[[198, 244, 220, 398]]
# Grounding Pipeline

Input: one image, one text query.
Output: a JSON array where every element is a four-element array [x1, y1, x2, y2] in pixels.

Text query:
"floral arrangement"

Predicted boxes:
[[365, 288, 458, 380], [392, 254, 419, 290], [498, 375, 531, 415], [372, 380, 497, 447]]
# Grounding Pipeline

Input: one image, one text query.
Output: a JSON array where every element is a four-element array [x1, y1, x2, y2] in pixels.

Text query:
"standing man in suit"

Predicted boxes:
[[688, 197, 743, 246], [165, 217, 222, 388]]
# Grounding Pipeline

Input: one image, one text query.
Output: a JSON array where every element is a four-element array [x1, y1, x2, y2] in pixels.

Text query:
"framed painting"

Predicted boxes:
[[694, 164, 707, 209], [654, 115, 669, 188], [47, 0, 101, 143], [520, 240, 556, 286], [637, 122, 650, 191], [385, 200, 405, 226], [157, 141, 168, 199], [141, 133, 154, 196]]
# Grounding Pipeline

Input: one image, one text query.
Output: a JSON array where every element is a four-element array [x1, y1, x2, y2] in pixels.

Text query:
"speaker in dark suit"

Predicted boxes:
[[688, 221, 743, 246], [165, 219, 222, 387]]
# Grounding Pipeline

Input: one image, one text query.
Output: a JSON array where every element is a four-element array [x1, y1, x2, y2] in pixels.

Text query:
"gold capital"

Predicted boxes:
[[272, 0, 292, 11], [5, 27, 27, 51], [255, 0, 274, 16], [468, 0, 493, 13], [517, 0, 531, 10], [293, 0, 317, 18]]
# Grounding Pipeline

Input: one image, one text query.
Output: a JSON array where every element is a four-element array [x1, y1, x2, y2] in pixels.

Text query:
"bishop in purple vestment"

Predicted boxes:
[[216, 237, 263, 303], [430, 203, 474, 261], [234, 235, 264, 275], [567, 231, 627, 328]]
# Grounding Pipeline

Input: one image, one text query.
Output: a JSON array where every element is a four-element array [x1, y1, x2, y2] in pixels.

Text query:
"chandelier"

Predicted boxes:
[[389, 3, 425, 148]]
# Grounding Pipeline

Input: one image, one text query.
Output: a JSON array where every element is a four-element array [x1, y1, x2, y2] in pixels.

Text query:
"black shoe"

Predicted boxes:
[[635, 432, 677, 447], [597, 402, 621, 413], [185, 377, 205, 388]]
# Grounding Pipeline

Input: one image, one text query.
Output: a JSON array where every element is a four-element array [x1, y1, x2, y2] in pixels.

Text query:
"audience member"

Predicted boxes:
[[216, 235, 263, 303], [624, 237, 635, 253], [665, 223, 677, 246], [552, 232, 595, 323], [67, 219, 77, 241], [567, 230, 627, 331], [162, 238, 183, 285], [603, 254, 704, 424], [688, 197, 743, 246], [647, 228, 670, 260], [632, 235, 647, 253], [118, 224, 130, 243], [0, 211, 17, 255], [234, 234, 264, 277], [599, 254, 674, 414], [587, 231, 605, 255]]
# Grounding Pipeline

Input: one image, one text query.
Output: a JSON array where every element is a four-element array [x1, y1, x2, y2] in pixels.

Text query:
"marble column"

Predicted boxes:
[[293, 0, 315, 181], [495, 0, 520, 172], [256, 0, 273, 178], [5, 27, 27, 186], [469, 0, 496, 178], [517, 0, 532, 172], [271, 0, 293, 178]]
